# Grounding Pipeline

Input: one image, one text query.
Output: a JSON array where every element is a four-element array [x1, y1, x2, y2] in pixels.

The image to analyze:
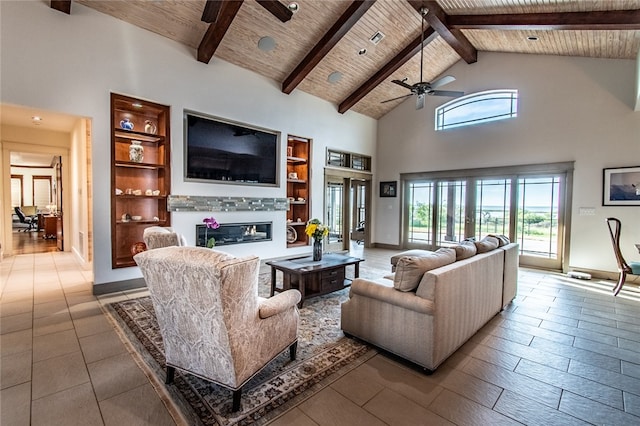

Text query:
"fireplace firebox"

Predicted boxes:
[[196, 222, 272, 247]]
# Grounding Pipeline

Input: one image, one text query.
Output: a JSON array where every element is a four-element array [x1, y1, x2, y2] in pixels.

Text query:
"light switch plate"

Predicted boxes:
[[579, 207, 595, 216]]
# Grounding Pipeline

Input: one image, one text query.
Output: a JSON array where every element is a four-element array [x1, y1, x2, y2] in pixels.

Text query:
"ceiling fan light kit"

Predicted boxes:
[[381, 6, 463, 110]]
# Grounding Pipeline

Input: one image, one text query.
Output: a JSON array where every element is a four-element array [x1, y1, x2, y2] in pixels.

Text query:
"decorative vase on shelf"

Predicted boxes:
[[120, 118, 134, 130], [129, 141, 144, 163], [313, 239, 323, 261], [144, 120, 157, 134]]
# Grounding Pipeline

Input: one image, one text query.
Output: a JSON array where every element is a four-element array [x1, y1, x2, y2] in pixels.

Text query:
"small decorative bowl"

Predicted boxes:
[[131, 215, 142, 221], [130, 242, 146, 256]]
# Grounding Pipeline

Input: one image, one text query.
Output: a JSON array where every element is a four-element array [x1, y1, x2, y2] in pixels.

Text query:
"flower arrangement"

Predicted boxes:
[[203, 217, 220, 248], [305, 218, 329, 242]]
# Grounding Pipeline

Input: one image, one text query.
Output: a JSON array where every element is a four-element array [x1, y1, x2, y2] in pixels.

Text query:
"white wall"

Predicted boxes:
[[635, 49, 640, 111], [69, 119, 90, 263], [0, 2, 376, 285], [377, 51, 640, 273]]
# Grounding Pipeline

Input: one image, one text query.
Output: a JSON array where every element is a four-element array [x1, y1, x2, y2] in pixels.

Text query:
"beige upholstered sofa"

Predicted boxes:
[[341, 237, 518, 372]]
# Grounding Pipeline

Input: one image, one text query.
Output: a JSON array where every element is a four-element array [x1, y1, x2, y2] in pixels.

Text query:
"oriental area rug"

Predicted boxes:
[[105, 272, 378, 426]]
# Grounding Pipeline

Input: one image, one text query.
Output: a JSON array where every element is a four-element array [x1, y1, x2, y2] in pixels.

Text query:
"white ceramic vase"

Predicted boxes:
[[129, 141, 144, 163]]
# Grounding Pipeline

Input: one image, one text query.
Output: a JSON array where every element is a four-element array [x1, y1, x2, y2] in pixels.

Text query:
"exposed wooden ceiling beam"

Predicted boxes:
[[282, 0, 376, 95], [197, 0, 244, 64], [338, 27, 438, 114], [255, 0, 293, 23], [50, 0, 72, 14], [408, 0, 477, 64], [447, 10, 640, 30], [201, 0, 223, 23]]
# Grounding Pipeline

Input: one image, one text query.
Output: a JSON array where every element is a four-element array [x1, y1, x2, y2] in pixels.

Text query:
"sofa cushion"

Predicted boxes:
[[390, 249, 433, 267], [393, 248, 456, 292], [474, 236, 500, 253], [454, 241, 477, 260], [488, 234, 510, 247]]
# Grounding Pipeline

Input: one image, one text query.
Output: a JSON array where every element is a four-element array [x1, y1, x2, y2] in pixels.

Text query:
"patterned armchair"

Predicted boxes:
[[142, 226, 187, 249], [134, 246, 301, 412]]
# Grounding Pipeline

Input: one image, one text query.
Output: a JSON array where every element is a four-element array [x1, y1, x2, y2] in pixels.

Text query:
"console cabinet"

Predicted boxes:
[[286, 135, 311, 247], [110, 93, 171, 268]]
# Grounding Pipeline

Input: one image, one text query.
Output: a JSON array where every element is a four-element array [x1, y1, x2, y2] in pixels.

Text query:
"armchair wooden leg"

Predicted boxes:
[[289, 341, 298, 361], [613, 271, 627, 296], [232, 388, 242, 412], [165, 366, 175, 384]]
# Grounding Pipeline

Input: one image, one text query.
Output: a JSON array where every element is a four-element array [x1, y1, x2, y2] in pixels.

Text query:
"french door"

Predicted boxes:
[[403, 164, 572, 271], [324, 172, 371, 252], [325, 176, 345, 252]]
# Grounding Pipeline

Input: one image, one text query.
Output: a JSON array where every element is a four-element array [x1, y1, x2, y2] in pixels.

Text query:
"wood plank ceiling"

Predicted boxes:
[[68, 0, 640, 119]]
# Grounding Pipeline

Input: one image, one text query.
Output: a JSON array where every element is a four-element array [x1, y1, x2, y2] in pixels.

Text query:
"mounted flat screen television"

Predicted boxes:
[[184, 111, 280, 186]]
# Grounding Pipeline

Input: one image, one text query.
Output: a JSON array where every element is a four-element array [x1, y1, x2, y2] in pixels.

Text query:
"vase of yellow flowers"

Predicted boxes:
[[305, 218, 329, 261]]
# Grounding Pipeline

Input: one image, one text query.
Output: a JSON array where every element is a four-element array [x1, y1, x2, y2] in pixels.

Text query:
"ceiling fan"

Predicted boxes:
[[382, 7, 464, 110]]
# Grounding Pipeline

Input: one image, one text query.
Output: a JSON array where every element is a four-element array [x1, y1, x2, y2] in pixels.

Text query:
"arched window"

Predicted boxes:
[[435, 89, 518, 131]]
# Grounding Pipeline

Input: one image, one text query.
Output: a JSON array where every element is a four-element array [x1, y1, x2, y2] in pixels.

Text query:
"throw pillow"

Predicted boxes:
[[393, 248, 456, 292], [454, 241, 477, 260], [474, 236, 500, 253]]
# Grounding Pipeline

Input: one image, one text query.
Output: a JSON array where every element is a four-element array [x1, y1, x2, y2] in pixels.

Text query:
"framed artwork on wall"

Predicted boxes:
[[603, 166, 640, 206], [380, 181, 397, 198]]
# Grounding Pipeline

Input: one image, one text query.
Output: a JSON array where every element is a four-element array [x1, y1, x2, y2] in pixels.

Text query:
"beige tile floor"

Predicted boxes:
[[2, 250, 640, 425], [1, 252, 174, 426]]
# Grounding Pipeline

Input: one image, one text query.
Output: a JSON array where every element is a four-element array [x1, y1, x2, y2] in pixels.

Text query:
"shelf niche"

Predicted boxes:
[[110, 93, 171, 269], [286, 135, 311, 247]]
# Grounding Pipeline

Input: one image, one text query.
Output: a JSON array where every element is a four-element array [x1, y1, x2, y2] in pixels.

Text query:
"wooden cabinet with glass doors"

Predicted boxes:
[[110, 93, 171, 268], [286, 135, 311, 247]]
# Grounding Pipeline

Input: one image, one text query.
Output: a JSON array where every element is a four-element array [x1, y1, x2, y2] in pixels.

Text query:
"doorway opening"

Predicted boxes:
[[10, 152, 61, 254], [1, 104, 92, 263]]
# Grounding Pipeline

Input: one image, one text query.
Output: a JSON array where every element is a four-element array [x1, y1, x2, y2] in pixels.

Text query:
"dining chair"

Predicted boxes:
[[605, 217, 640, 296]]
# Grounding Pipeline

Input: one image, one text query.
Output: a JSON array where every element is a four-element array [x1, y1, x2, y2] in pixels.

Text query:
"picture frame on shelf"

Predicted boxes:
[[603, 166, 640, 206], [380, 181, 397, 198]]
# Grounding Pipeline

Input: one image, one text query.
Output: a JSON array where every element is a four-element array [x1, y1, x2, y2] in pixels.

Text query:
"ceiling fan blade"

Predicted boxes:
[[428, 90, 464, 97], [391, 79, 414, 90], [416, 94, 425, 110], [381, 94, 414, 104], [430, 75, 456, 89]]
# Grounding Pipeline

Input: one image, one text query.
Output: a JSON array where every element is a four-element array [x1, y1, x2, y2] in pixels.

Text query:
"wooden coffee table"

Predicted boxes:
[[267, 253, 364, 307]]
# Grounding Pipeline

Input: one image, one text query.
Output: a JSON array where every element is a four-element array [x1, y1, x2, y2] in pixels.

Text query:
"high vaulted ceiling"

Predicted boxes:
[[55, 1, 640, 119]]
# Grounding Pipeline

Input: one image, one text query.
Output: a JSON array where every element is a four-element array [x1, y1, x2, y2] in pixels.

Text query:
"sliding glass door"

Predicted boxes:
[[516, 176, 563, 269], [403, 164, 572, 270]]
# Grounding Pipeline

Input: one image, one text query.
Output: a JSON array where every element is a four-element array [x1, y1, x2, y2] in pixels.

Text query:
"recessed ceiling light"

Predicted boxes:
[[527, 36, 539, 41], [369, 31, 385, 45], [327, 71, 343, 84], [358, 48, 367, 56], [258, 36, 276, 52], [31, 116, 42, 121], [287, 2, 299, 13], [132, 103, 143, 108]]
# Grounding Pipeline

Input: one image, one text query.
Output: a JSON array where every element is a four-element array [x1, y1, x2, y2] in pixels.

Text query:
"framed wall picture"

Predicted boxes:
[[603, 166, 640, 206], [380, 181, 397, 198]]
